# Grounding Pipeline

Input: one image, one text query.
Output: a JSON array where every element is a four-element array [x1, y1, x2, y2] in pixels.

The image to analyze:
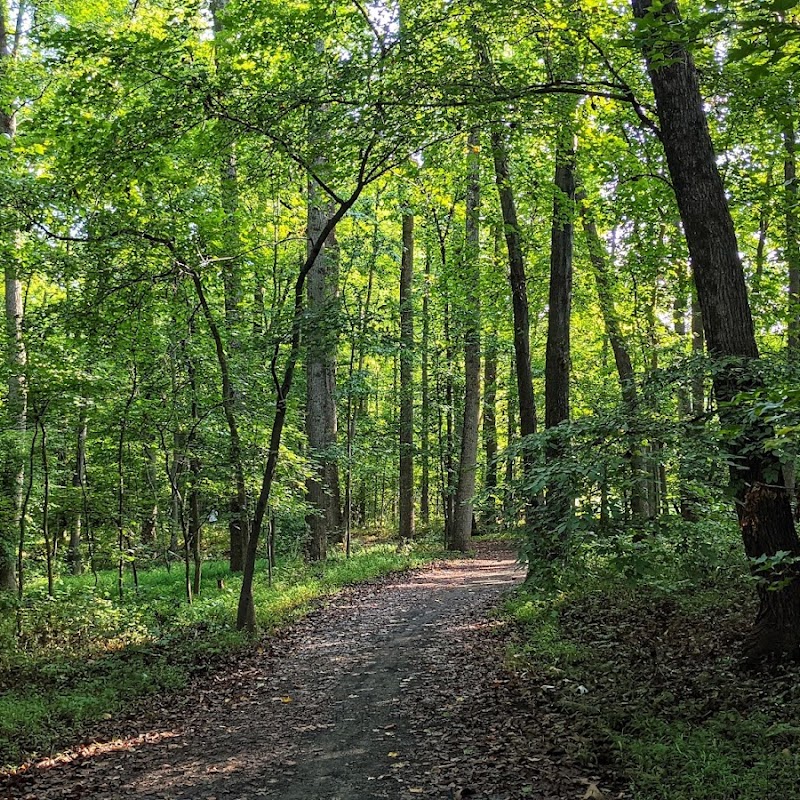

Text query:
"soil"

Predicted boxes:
[[1, 543, 609, 800]]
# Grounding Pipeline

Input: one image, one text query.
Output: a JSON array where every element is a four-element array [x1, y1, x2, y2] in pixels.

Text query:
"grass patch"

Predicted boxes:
[[0, 539, 440, 767]]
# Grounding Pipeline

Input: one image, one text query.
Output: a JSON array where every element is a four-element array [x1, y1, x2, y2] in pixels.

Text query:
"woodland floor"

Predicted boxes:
[[0, 542, 617, 800]]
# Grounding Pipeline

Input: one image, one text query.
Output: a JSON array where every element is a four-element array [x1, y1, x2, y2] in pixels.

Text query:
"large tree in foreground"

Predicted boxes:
[[632, 0, 800, 659]]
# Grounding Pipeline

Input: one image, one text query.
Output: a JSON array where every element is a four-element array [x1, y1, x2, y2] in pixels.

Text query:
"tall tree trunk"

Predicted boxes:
[[399, 212, 415, 540], [220, 131, 248, 572], [117, 369, 138, 602], [545, 128, 575, 432], [451, 128, 482, 552], [236, 185, 361, 632], [632, 0, 800, 659], [443, 295, 455, 542], [345, 188, 380, 538], [642, 275, 661, 520], [68, 412, 88, 575], [491, 129, 538, 444], [577, 190, 636, 406], [189, 269, 249, 574], [577, 187, 647, 518], [1, 11, 24, 590], [39, 415, 54, 597], [505, 353, 517, 517], [420, 247, 431, 529], [306, 179, 343, 561], [784, 117, 799, 356], [673, 261, 700, 520], [754, 170, 772, 295], [483, 327, 498, 523], [431, 203, 458, 541], [544, 111, 576, 553], [1, 261, 26, 592], [211, 0, 248, 572], [673, 262, 691, 417], [783, 117, 800, 517], [691, 277, 705, 414], [189, 456, 202, 598]]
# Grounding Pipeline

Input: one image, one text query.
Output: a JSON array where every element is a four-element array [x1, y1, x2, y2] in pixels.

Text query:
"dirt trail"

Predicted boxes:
[[3, 544, 591, 800]]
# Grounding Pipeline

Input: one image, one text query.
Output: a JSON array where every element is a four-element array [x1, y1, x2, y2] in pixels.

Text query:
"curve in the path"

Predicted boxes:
[[3, 547, 589, 800]]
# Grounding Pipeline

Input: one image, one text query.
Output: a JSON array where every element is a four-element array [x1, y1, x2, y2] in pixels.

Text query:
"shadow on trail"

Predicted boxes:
[[2, 549, 591, 800]]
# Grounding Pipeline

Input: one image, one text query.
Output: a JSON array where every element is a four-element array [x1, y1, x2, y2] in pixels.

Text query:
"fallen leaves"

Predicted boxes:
[[1, 545, 606, 800], [581, 780, 606, 799]]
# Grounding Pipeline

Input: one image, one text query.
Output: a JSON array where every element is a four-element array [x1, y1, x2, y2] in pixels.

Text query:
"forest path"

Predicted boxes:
[[4, 543, 591, 800]]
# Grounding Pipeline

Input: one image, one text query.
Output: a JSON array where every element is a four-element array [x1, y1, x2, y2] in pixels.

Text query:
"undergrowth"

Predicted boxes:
[[0, 539, 439, 767], [505, 517, 800, 800]]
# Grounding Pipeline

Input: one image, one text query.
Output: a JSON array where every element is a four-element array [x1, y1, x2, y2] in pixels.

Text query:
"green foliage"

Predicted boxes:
[[622, 712, 800, 800], [2, 0, 800, 784]]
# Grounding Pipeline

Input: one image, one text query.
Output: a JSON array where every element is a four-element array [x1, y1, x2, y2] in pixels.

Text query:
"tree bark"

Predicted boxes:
[[399, 212, 415, 540], [577, 187, 647, 518], [545, 125, 575, 434], [189, 269, 249, 574], [673, 260, 701, 521], [544, 111, 576, 550], [237, 187, 361, 632], [0, 9, 24, 591], [1, 261, 26, 591], [491, 129, 538, 444], [505, 352, 517, 511], [306, 178, 343, 561], [68, 412, 88, 575], [691, 277, 705, 415], [577, 190, 635, 406], [210, 0, 249, 573], [483, 328, 498, 522], [451, 128, 482, 552], [784, 118, 799, 357], [632, 0, 800, 659], [420, 246, 431, 529]]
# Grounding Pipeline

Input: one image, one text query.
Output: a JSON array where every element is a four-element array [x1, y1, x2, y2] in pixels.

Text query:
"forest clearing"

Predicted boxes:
[[2, 0, 800, 797]]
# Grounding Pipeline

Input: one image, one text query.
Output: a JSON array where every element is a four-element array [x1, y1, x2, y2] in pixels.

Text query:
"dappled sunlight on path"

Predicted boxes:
[[1, 545, 586, 800]]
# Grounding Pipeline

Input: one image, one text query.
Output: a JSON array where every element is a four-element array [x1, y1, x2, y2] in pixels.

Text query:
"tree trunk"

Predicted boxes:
[[306, 178, 343, 561], [399, 212, 415, 541], [189, 456, 202, 598], [1, 261, 26, 592], [673, 261, 701, 520], [210, 0, 250, 573], [420, 247, 431, 530], [754, 170, 772, 294], [443, 295, 455, 542], [0, 0, 25, 593], [544, 112, 576, 553], [39, 415, 54, 597], [577, 190, 635, 406], [188, 269, 249, 574], [545, 126, 575, 433], [577, 187, 648, 518], [68, 412, 87, 575], [237, 186, 361, 632], [783, 117, 800, 518], [483, 328, 498, 523], [691, 278, 705, 414], [504, 353, 517, 517], [632, 0, 800, 659], [451, 128, 482, 552], [491, 129, 538, 444], [784, 118, 799, 356]]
